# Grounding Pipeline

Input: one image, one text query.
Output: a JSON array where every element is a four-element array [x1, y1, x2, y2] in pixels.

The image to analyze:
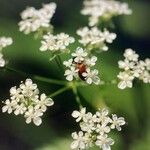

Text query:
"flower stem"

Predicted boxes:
[[70, 82, 83, 109], [34, 75, 67, 85], [48, 86, 70, 98], [5, 66, 29, 77]]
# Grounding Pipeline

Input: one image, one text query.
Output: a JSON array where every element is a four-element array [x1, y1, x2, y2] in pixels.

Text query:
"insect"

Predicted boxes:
[[76, 62, 87, 81]]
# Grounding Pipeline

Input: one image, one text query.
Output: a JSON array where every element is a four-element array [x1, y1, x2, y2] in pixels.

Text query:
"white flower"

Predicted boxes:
[[19, 3, 56, 34], [100, 29, 116, 44], [71, 131, 90, 149], [82, 68, 100, 85], [64, 67, 78, 81], [72, 47, 87, 63], [95, 134, 114, 150], [118, 59, 135, 71], [72, 108, 87, 122], [35, 93, 54, 112], [40, 32, 75, 52], [71, 107, 126, 150], [118, 49, 150, 89], [81, 0, 132, 26], [117, 72, 134, 89], [25, 106, 43, 126], [77, 27, 116, 52], [0, 53, 5, 67], [14, 104, 27, 115], [2, 79, 54, 126], [0, 37, 13, 50], [124, 49, 139, 62], [20, 78, 39, 97], [2, 99, 17, 114], [96, 124, 110, 135], [110, 114, 125, 131], [63, 59, 73, 68], [85, 56, 97, 67]]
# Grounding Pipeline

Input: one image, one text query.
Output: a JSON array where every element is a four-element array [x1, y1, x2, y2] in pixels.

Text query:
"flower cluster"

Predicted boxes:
[[40, 32, 75, 53], [71, 107, 125, 150], [63, 47, 100, 85], [0, 36, 13, 67], [2, 79, 54, 126], [81, 0, 132, 26], [18, 3, 56, 34], [77, 27, 116, 52], [117, 49, 150, 89]]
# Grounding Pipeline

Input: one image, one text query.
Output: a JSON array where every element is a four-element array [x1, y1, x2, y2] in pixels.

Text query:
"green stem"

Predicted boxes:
[[71, 82, 83, 109], [5, 66, 29, 77], [49, 86, 69, 98], [34, 75, 67, 85]]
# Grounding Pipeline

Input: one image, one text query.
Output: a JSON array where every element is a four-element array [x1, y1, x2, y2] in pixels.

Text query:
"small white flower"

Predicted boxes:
[[85, 56, 97, 67], [64, 67, 78, 81], [20, 78, 39, 97], [96, 124, 110, 135], [124, 49, 139, 62], [0, 37, 13, 50], [35, 93, 54, 112], [71, 131, 90, 149], [82, 68, 100, 85], [63, 59, 73, 68], [118, 59, 135, 71], [14, 103, 27, 115], [72, 47, 87, 63], [95, 134, 114, 150], [0, 53, 5, 67], [110, 114, 125, 131], [100, 29, 116, 44], [72, 107, 86, 122], [2, 99, 17, 114], [25, 106, 43, 126], [117, 72, 134, 89]]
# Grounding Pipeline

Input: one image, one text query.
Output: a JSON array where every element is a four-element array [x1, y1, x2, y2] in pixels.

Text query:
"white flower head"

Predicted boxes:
[[118, 49, 150, 89], [2, 79, 54, 126], [19, 3, 56, 34], [64, 47, 100, 85], [40, 32, 75, 52], [81, 0, 132, 26], [77, 27, 116, 52], [71, 107, 125, 150]]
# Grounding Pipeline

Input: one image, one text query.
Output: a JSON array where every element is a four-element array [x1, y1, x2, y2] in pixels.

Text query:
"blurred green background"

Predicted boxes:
[[0, 0, 150, 150]]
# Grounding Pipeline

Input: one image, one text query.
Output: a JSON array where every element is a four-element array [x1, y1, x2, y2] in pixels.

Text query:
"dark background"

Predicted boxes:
[[0, 0, 150, 150]]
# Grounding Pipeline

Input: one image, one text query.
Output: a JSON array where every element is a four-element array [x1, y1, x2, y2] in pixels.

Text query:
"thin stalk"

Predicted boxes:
[[48, 86, 69, 98], [34, 75, 67, 85], [71, 82, 83, 109], [5, 66, 29, 77]]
